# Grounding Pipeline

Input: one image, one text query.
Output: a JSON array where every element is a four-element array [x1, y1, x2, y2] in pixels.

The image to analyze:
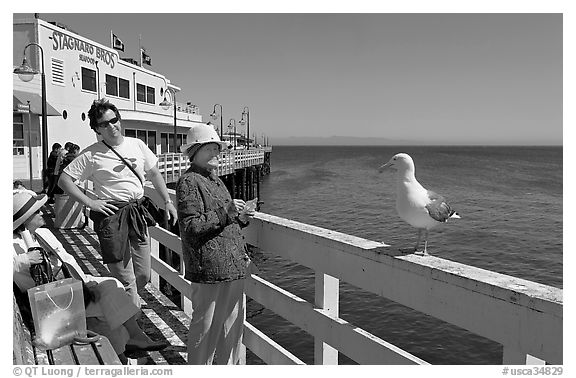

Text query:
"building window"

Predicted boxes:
[[136, 84, 146, 102], [147, 131, 157, 154], [13, 114, 25, 156], [81, 67, 97, 92], [105, 74, 118, 96], [125, 128, 157, 154], [136, 83, 156, 104], [137, 130, 147, 144], [146, 86, 155, 104], [119, 78, 130, 99], [160, 132, 187, 153]]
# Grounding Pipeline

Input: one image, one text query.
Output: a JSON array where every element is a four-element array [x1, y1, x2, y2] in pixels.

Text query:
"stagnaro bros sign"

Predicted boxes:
[[51, 29, 118, 69]]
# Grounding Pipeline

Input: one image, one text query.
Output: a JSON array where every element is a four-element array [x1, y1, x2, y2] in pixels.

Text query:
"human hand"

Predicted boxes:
[[165, 202, 178, 226], [27, 249, 44, 264], [227, 199, 243, 218], [238, 198, 257, 222], [89, 199, 118, 216]]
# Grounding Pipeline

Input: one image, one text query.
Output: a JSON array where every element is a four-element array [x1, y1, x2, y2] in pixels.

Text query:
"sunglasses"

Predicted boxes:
[[96, 117, 119, 128]]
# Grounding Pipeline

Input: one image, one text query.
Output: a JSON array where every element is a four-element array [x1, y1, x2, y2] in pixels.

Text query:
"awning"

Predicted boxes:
[[13, 90, 61, 116]]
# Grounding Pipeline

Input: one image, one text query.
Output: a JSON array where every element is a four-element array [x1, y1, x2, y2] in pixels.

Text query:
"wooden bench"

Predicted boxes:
[[13, 228, 122, 365]]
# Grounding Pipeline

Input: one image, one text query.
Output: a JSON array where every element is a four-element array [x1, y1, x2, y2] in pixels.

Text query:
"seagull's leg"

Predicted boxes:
[[405, 229, 423, 254], [422, 230, 430, 256], [415, 229, 430, 256], [414, 229, 422, 251]]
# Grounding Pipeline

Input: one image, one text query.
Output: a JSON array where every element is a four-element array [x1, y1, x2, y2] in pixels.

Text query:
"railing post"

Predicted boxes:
[[314, 272, 339, 364], [150, 234, 160, 288], [180, 258, 192, 316]]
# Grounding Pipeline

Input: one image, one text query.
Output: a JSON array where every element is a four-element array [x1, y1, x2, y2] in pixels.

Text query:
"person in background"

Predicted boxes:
[[176, 124, 255, 365], [53, 142, 73, 178], [58, 98, 177, 309], [12, 190, 168, 363], [43, 143, 61, 202], [50, 142, 73, 202], [13, 180, 26, 190], [53, 144, 81, 196]]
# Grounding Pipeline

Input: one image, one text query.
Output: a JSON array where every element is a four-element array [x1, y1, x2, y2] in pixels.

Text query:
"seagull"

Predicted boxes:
[[379, 153, 460, 256]]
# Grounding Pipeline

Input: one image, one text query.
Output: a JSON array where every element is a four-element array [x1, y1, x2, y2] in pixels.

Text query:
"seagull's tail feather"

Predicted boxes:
[[450, 211, 461, 219]]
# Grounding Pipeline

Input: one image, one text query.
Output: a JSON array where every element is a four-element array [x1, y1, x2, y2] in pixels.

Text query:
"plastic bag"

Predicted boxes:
[[27, 278, 87, 350]]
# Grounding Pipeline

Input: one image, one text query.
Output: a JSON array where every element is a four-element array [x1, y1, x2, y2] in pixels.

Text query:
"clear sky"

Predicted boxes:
[[13, 10, 563, 145]]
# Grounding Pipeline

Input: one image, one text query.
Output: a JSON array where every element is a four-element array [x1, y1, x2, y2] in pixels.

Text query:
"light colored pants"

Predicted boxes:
[[187, 279, 246, 365], [106, 231, 151, 308], [85, 276, 139, 354]]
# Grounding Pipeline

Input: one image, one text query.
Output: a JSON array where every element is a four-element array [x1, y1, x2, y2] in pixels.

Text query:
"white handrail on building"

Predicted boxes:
[[142, 185, 562, 365]]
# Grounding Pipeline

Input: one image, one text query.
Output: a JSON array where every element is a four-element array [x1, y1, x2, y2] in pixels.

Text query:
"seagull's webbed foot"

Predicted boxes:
[[414, 250, 430, 256]]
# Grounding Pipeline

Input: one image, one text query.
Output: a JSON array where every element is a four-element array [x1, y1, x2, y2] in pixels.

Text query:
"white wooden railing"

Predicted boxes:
[[157, 148, 266, 183], [143, 185, 563, 365]]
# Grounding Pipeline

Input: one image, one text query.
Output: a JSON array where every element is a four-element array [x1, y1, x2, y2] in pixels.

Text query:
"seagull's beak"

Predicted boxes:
[[378, 161, 392, 173]]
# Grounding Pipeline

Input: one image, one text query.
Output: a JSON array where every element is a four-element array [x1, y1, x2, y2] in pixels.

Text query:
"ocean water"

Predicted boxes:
[[245, 145, 563, 365]]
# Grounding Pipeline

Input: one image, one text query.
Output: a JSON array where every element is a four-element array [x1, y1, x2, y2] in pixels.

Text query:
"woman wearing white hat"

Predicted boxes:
[[12, 190, 168, 363], [176, 124, 255, 364]]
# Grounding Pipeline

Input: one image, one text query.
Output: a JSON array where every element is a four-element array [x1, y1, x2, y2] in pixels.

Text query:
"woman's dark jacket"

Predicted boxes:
[[176, 163, 250, 284]]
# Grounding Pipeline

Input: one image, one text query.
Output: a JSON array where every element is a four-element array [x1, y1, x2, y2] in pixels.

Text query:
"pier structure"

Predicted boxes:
[[32, 176, 562, 365], [157, 147, 271, 201]]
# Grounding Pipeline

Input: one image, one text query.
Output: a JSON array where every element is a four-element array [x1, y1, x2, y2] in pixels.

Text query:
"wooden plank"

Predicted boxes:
[[51, 345, 76, 364], [243, 322, 305, 365], [93, 336, 122, 365], [244, 214, 563, 364], [72, 343, 101, 365], [150, 254, 191, 296], [147, 224, 182, 254], [314, 273, 338, 365], [246, 274, 427, 365]]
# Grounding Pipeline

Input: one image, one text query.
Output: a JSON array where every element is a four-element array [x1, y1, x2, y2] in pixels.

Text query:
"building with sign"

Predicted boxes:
[[13, 16, 205, 182]]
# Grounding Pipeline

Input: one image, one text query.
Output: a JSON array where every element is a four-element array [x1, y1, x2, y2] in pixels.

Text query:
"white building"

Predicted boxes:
[[13, 16, 205, 181]]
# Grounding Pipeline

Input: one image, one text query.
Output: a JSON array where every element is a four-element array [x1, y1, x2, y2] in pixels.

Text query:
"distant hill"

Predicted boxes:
[[271, 136, 413, 146], [269, 136, 562, 146]]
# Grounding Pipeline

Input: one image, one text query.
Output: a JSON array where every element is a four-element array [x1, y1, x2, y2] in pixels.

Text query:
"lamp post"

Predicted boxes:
[[210, 104, 223, 140], [14, 42, 48, 174], [228, 119, 237, 149], [239, 106, 250, 150], [159, 88, 178, 153]]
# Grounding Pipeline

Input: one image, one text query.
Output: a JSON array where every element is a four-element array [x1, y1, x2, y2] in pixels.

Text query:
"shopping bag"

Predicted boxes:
[[27, 277, 87, 350]]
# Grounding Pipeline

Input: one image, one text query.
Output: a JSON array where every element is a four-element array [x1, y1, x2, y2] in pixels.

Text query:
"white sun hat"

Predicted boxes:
[[180, 123, 231, 155], [13, 190, 47, 231]]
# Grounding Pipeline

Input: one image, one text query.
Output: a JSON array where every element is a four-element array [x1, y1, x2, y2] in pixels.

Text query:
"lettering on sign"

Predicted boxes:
[[51, 30, 117, 69]]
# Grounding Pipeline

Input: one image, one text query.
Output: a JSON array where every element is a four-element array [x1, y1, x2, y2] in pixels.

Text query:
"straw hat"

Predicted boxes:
[[13, 190, 47, 230], [180, 124, 231, 155]]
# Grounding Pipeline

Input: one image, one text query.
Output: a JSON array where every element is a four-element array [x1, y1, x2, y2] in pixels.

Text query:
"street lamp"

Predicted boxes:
[[14, 43, 48, 173], [159, 88, 178, 153], [210, 104, 223, 140], [228, 119, 237, 149], [239, 106, 250, 150]]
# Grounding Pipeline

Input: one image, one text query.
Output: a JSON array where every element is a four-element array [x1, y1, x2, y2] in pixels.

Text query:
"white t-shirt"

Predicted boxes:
[[64, 137, 158, 202]]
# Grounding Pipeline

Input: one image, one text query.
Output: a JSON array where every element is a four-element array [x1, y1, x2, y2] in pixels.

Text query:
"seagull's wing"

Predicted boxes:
[[425, 190, 457, 223]]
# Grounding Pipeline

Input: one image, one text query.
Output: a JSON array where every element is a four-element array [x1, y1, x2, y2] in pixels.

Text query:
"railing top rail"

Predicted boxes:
[[249, 212, 562, 313]]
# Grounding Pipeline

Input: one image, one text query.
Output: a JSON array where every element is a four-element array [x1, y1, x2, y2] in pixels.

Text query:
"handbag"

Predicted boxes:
[[102, 140, 165, 225], [27, 277, 87, 350], [29, 247, 54, 286]]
